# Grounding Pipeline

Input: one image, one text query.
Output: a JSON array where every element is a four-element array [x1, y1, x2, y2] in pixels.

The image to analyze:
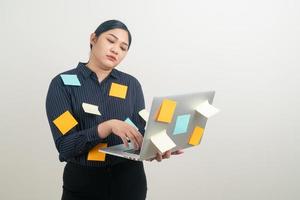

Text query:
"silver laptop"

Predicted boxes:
[[99, 91, 216, 161]]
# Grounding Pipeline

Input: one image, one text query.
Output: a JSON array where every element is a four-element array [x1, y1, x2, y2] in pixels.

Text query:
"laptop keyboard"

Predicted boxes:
[[124, 149, 140, 154]]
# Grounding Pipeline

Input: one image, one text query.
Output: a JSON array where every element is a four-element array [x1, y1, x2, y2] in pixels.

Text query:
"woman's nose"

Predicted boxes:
[[110, 47, 118, 55]]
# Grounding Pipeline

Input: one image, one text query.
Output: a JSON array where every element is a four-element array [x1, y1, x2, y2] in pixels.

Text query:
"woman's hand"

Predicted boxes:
[[147, 149, 184, 162], [97, 119, 143, 150]]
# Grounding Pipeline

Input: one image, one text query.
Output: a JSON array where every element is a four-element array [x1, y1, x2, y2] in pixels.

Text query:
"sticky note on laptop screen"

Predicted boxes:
[[155, 99, 177, 123], [195, 100, 219, 118], [173, 114, 191, 135], [150, 130, 176, 153], [188, 126, 204, 146]]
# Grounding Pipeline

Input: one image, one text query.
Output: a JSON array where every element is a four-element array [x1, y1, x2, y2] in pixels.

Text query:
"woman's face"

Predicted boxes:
[[90, 28, 129, 70]]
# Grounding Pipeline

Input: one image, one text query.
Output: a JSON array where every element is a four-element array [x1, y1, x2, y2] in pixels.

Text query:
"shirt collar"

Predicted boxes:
[[77, 62, 119, 80]]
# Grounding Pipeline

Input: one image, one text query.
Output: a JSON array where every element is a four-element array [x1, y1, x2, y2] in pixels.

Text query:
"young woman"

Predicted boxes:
[[46, 19, 183, 200]]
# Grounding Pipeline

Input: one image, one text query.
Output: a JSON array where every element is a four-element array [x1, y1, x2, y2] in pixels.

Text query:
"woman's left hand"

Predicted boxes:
[[147, 149, 184, 162]]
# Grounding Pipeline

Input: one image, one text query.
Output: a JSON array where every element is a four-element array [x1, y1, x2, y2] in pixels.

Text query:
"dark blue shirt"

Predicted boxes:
[[46, 62, 146, 167]]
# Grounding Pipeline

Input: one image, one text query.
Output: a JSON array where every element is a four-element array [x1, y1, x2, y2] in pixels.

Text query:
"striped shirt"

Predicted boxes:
[[45, 62, 146, 167]]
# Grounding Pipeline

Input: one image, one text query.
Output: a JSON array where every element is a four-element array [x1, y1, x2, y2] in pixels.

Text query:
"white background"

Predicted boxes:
[[1, 0, 299, 199]]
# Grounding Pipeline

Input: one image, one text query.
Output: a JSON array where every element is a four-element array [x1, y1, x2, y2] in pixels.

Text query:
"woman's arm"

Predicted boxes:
[[46, 77, 102, 161]]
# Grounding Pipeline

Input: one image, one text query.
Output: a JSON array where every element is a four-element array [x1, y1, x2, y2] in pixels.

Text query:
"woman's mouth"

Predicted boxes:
[[106, 55, 116, 62]]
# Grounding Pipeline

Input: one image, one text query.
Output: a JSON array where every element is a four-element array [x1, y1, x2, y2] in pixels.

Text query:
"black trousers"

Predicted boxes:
[[61, 160, 147, 200]]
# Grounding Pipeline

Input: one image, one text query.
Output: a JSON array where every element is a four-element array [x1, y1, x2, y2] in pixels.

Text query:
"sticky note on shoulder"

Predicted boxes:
[[60, 74, 81, 86], [156, 99, 177, 123], [188, 126, 204, 146], [82, 103, 101, 116], [53, 110, 78, 135], [195, 100, 219, 118], [88, 143, 107, 161], [109, 82, 128, 99], [150, 130, 176, 154]]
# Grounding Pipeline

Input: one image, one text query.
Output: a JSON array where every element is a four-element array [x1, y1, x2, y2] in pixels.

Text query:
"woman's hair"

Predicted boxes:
[[90, 19, 132, 50]]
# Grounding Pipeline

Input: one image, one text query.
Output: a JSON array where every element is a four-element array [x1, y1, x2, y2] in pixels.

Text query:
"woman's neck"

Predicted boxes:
[[86, 59, 112, 82]]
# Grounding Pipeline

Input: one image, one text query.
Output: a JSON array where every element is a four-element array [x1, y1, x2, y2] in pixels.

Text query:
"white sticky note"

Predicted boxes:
[[124, 117, 138, 130], [138, 109, 149, 122], [150, 130, 176, 154], [195, 100, 219, 118], [82, 103, 101, 116]]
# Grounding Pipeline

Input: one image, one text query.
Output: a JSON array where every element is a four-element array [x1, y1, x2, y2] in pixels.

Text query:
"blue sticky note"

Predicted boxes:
[[173, 114, 191, 135], [60, 74, 81, 86], [124, 118, 138, 130]]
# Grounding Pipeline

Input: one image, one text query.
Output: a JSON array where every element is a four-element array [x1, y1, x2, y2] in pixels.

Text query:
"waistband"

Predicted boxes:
[[67, 159, 143, 171]]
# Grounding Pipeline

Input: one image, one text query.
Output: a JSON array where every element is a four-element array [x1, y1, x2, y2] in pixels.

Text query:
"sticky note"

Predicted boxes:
[[156, 99, 177, 123], [88, 143, 107, 161], [124, 117, 138, 130], [188, 126, 204, 146], [173, 114, 191, 135], [60, 74, 81, 86], [139, 109, 149, 122], [150, 130, 176, 154], [195, 100, 219, 118], [109, 82, 128, 99], [82, 103, 101, 116], [53, 110, 78, 135]]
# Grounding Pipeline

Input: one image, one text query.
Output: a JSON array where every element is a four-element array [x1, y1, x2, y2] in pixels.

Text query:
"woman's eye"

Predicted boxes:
[[107, 39, 114, 43], [121, 47, 127, 51]]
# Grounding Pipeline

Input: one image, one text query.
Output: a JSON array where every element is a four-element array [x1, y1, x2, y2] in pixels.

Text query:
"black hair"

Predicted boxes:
[[90, 19, 132, 50]]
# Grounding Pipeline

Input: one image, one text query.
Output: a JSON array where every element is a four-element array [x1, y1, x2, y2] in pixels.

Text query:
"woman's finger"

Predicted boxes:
[[126, 131, 139, 150], [171, 149, 184, 155], [129, 127, 143, 147], [120, 135, 129, 148], [162, 150, 171, 159], [156, 152, 162, 162]]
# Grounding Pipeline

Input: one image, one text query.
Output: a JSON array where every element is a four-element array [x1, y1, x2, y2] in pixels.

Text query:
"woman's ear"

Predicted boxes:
[[90, 33, 97, 47]]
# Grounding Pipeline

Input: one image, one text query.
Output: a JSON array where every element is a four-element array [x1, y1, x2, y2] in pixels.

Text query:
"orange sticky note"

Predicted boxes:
[[109, 82, 128, 99], [156, 99, 177, 123], [53, 110, 78, 135], [188, 126, 204, 146], [87, 143, 108, 161]]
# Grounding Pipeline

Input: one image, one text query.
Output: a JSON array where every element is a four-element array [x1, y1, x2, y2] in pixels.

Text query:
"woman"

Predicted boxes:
[[46, 19, 183, 200]]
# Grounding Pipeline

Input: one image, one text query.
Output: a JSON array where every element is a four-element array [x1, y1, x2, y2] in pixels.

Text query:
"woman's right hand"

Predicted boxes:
[[97, 119, 143, 150]]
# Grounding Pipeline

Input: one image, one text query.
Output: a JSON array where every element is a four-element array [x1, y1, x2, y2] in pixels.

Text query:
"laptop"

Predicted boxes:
[[99, 91, 216, 161]]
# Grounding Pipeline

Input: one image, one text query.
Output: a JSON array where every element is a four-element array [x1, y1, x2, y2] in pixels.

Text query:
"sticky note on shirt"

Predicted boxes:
[[88, 143, 107, 161], [188, 126, 204, 146], [150, 130, 176, 154], [124, 117, 138, 130], [53, 110, 78, 135], [109, 82, 128, 99], [60, 74, 81, 86], [195, 100, 219, 118], [173, 114, 191, 135], [82, 103, 101, 116], [156, 99, 177, 123], [139, 109, 149, 122]]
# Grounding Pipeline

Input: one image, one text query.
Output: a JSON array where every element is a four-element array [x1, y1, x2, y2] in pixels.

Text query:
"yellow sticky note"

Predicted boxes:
[[156, 99, 177, 123], [109, 82, 128, 99], [53, 110, 78, 135], [188, 126, 204, 146], [87, 143, 108, 161]]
